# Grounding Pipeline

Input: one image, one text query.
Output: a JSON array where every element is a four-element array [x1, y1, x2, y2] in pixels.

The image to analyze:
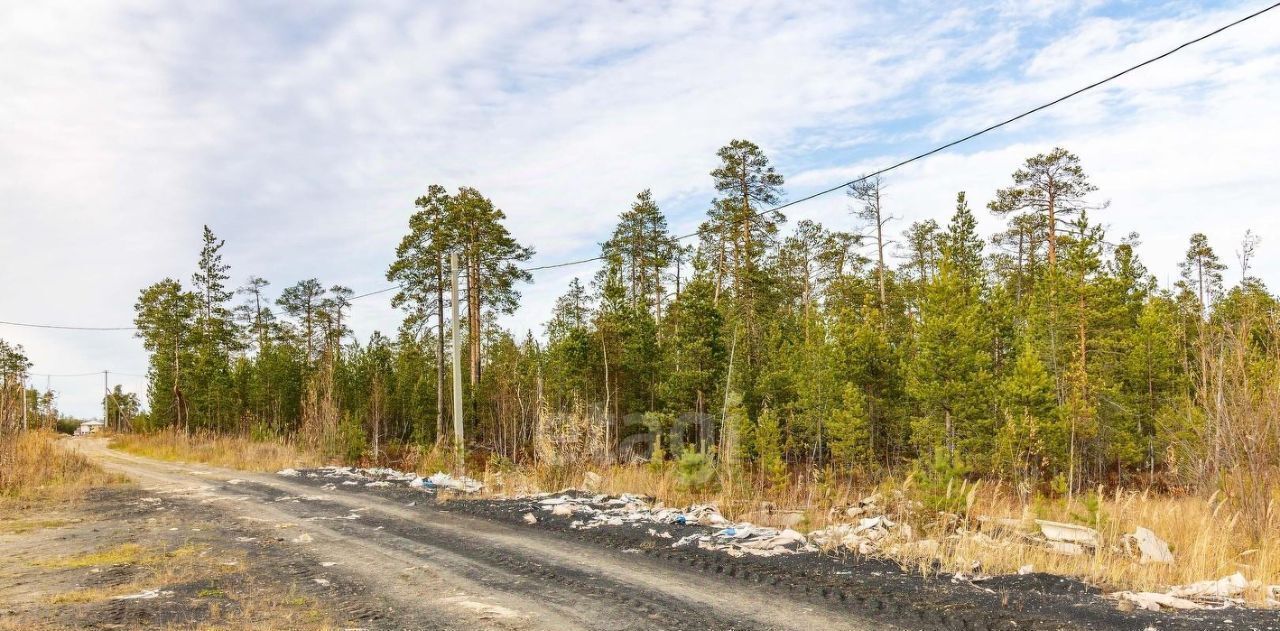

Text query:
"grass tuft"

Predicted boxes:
[[110, 429, 325, 472], [0, 431, 124, 503]]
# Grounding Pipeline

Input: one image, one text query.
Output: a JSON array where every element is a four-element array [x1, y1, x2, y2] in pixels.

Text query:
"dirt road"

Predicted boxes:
[[58, 439, 1274, 630], [66, 438, 884, 630]]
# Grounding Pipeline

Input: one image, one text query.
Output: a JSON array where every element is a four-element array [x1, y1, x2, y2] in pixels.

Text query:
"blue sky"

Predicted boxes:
[[2, 0, 1277, 416]]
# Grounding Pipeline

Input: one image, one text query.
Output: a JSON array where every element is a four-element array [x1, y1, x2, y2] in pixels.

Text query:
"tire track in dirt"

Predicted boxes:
[[70, 439, 882, 630], [74, 440, 1280, 631]]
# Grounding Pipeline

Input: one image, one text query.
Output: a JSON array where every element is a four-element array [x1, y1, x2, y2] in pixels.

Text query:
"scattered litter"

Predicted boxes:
[[292, 533, 314, 543], [1018, 564, 1034, 575], [220, 561, 238, 566], [313, 578, 330, 587], [527, 493, 816, 557], [522, 513, 537, 524], [321, 562, 338, 567], [1125, 527, 1174, 564], [321, 483, 337, 491], [1168, 572, 1248, 602], [1115, 591, 1203, 611], [235, 536, 257, 543], [226, 479, 244, 485], [112, 589, 174, 600], [809, 516, 903, 555], [1113, 573, 1251, 611], [276, 468, 300, 477], [622, 548, 641, 554], [365, 481, 392, 488], [426, 472, 484, 493]]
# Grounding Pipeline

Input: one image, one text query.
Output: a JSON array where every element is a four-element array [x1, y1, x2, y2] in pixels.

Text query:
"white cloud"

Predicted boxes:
[[2, 0, 1276, 416]]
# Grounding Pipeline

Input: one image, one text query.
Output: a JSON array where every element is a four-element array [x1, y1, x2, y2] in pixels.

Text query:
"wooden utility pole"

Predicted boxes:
[[22, 377, 28, 431], [103, 370, 110, 431], [450, 252, 465, 473]]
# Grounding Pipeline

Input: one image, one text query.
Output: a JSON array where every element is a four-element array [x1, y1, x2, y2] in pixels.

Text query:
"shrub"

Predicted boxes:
[[675, 446, 716, 491]]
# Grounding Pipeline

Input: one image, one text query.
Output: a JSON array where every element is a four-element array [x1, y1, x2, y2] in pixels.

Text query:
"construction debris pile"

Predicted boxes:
[[276, 466, 483, 493], [530, 493, 815, 557], [278, 468, 1280, 612], [1114, 572, 1254, 611]]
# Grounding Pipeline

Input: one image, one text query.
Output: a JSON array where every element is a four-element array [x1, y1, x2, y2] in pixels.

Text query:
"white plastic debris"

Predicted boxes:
[[276, 468, 301, 477], [290, 465, 483, 494], [313, 578, 330, 587], [1126, 527, 1174, 564], [427, 471, 484, 493], [112, 589, 174, 600], [522, 513, 537, 524], [292, 533, 314, 543], [1018, 564, 1034, 575]]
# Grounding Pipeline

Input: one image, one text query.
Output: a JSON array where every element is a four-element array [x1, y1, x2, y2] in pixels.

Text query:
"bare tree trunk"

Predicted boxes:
[[436, 257, 447, 445]]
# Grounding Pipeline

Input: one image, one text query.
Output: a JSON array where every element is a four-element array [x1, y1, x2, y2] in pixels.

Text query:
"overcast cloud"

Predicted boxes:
[[2, 0, 1277, 416]]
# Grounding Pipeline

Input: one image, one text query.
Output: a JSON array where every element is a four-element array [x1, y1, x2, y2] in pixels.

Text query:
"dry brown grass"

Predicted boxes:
[[110, 429, 327, 472], [103, 430, 1280, 605], [481, 462, 1280, 605], [0, 431, 124, 504]]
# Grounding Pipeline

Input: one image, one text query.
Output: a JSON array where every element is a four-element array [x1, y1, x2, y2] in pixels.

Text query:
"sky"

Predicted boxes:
[[2, 0, 1277, 418]]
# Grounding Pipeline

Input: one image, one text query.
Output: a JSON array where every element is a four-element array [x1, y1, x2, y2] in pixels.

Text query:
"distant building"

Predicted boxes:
[[75, 419, 106, 435]]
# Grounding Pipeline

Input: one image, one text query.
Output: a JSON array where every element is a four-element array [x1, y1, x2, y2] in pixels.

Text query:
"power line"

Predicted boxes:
[[358, 0, 1280, 295], [6, 1, 1278, 320], [29, 370, 148, 379], [0, 319, 136, 331]]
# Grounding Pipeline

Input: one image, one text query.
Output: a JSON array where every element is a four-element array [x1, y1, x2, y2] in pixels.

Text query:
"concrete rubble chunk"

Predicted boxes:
[[1045, 541, 1086, 556], [1167, 572, 1248, 600], [1035, 520, 1100, 547], [1115, 591, 1203, 611], [1126, 526, 1174, 564], [1113, 573, 1251, 611]]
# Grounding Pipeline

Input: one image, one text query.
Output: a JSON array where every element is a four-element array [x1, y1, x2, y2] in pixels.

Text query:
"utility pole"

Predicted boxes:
[[22, 377, 28, 431], [103, 370, 110, 431], [450, 252, 465, 473]]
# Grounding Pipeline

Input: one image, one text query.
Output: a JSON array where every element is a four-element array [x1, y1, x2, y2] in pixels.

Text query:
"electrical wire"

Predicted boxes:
[[0, 319, 136, 331], [4, 1, 1277, 319]]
